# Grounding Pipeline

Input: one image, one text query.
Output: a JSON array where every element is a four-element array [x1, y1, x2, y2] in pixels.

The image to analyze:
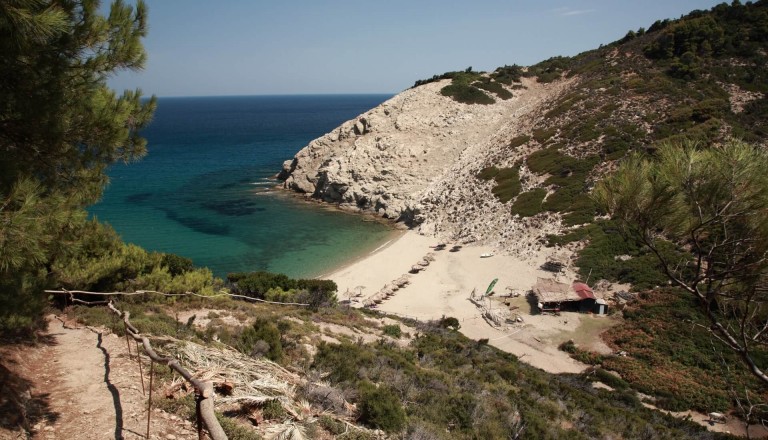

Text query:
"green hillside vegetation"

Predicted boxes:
[[476, 166, 521, 203], [4, 0, 768, 436], [562, 289, 768, 417], [460, 0, 768, 283], [413, 66, 521, 104], [68, 297, 730, 439]]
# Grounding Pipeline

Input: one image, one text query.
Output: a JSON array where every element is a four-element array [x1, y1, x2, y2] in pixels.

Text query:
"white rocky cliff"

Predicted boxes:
[[279, 76, 576, 256]]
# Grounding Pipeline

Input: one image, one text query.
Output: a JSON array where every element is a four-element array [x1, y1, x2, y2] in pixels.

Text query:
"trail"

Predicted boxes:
[[0, 315, 197, 440]]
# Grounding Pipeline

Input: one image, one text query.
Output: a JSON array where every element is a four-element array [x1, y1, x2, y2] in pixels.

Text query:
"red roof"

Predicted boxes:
[[572, 282, 595, 300]]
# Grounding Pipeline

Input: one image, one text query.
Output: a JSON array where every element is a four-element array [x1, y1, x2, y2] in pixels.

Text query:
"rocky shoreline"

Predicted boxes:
[[278, 75, 578, 259]]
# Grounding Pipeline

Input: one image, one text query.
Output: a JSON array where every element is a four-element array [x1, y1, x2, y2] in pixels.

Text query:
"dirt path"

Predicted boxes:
[[0, 315, 199, 440]]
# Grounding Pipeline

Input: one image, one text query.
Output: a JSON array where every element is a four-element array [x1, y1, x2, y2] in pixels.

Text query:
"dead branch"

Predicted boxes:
[[106, 301, 228, 440]]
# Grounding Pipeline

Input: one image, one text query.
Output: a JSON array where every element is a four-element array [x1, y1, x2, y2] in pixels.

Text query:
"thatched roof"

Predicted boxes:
[[533, 278, 595, 303]]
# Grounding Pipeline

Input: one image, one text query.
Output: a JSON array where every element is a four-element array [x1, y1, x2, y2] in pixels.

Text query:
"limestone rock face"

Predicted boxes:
[[279, 76, 576, 255]]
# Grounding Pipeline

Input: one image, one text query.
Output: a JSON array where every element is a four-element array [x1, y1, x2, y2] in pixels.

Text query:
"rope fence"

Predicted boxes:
[[46, 289, 232, 440], [109, 300, 227, 440], [45, 288, 310, 306]]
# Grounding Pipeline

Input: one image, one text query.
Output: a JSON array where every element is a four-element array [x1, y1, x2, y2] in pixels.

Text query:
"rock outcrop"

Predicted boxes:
[[279, 76, 576, 255]]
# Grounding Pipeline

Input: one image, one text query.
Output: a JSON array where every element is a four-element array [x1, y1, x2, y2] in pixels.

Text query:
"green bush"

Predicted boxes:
[[510, 189, 547, 217], [473, 80, 513, 100], [509, 135, 531, 148], [532, 128, 557, 143], [382, 324, 402, 338], [439, 316, 461, 330], [160, 253, 194, 276], [477, 166, 521, 203], [526, 147, 562, 174], [237, 318, 283, 362], [215, 413, 263, 440], [227, 271, 336, 306], [318, 415, 345, 435], [262, 399, 287, 420], [357, 382, 407, 433], [440, 84, 495, 105], [491, 65, 524, 85]]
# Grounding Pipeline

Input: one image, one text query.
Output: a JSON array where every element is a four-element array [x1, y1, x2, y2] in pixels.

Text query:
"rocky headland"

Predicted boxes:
[[279, 76, 576, 259]]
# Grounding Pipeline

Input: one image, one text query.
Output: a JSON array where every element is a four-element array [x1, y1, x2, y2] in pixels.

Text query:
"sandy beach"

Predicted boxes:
[[328, 230, 612, 374]]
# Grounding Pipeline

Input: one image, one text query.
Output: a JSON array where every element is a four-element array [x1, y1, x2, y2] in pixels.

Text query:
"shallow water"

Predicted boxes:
[[89, 95, 395, 278]]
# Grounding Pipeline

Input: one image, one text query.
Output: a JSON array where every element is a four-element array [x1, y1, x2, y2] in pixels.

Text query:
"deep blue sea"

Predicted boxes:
[[89, 95, 396, 278]]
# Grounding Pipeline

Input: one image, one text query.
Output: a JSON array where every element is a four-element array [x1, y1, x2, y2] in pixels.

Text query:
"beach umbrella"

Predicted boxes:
[[410, 265, 423, 273], [418, 259, 430, 267], [395, 276, 410, 287]]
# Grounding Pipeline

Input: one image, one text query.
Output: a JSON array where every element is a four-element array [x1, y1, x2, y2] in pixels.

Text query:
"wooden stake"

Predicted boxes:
[[196, 391, 203, 440], [147, 360, 154, 439], [136, 340, 145, 396], [124, 324, 132, 359]]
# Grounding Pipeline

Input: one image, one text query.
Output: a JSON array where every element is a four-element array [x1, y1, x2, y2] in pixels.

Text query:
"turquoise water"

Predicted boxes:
[[89, 95, 395, 278]]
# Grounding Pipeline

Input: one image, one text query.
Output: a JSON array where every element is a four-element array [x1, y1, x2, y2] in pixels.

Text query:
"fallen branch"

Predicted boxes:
[[106, 301, 228, 440]]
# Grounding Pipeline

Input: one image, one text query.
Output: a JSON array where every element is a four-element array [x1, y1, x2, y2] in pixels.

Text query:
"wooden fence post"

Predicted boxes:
[[124, 323, 132, 358], [136, 340, 145, 395], [147, 360, 154, 439], [196, 391, 203, 440]]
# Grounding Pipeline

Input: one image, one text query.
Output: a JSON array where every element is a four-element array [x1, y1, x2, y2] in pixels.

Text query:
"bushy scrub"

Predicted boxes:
[[382, 324, 401, 338], [440, 83, 495, 105], [227, 271, 337, 308], [357, 382, 407, 432], [510, 189, 547, 217], [237, 318, 283, 362], [477, 166, 521, 203]]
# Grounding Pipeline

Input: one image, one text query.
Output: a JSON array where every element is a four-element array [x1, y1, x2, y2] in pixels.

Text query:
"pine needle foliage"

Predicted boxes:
[[0, 0, 157, 334]]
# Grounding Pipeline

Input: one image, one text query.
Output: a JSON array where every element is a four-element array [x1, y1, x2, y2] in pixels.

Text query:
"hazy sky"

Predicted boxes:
[[108, 0, 726, 97]]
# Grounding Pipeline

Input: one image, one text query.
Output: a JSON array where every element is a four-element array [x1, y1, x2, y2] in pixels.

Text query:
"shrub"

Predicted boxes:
[[477, 167, 521, 203], [532, 128, 557, 143], [473, 80, 513, 100], [237, 318, 283, 362], [227, 271, 336, 304], [491, 65, 524, 85], [160, 253, 194, 276], [382, 324, 402, 338], [509, 135, 531, 148], [440, 84, 495, 105], [510, 189, 547, 217], [262, 399, 287, 420], [357, 382, 407, 432], [439, 316, 461, 330]]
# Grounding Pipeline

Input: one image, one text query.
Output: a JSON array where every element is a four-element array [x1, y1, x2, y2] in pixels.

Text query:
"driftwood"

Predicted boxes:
[[107, 301, 228, 440]]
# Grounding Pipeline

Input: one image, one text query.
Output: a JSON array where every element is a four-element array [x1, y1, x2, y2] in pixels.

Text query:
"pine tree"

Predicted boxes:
[[0, 0, 156, 333], [594, 140, 768, 384]]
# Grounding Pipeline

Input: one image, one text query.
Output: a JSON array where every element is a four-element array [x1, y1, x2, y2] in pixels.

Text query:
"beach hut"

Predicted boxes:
[[533, 278, 596, 314], [594, 298, 608, 315]]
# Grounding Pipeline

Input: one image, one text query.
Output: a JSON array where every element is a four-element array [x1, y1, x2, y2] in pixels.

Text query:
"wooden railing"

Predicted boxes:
[[107, 301, 227, 440], [46, 289, 231, 440]]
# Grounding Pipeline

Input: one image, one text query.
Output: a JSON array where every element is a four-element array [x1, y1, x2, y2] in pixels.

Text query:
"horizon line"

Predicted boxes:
[[139, 92, 400, 99]]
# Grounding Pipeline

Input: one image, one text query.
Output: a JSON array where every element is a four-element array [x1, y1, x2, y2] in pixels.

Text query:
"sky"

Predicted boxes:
[[108, 0, 727, 97]]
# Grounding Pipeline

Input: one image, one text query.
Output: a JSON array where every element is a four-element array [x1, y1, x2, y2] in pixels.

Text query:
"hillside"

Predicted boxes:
[[4, 2, 768, 439], [0, 297, 735, 440], [279, 1, 768, 262]]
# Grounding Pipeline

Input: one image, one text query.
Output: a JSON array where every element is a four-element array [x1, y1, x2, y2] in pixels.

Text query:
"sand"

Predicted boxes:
[[328, 230, 594, 374]]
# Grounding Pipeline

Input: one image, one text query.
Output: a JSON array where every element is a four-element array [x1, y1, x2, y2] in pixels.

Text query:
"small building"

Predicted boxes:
[[533, 278, 604, 314]]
